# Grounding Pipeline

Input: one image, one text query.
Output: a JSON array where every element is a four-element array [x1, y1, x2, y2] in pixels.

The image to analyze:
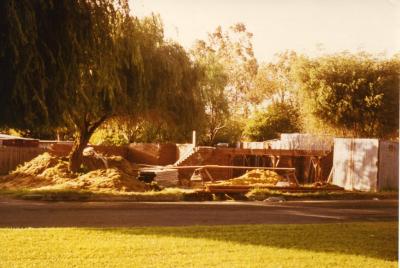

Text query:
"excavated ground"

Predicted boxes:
[[0, 152, 148, 193]]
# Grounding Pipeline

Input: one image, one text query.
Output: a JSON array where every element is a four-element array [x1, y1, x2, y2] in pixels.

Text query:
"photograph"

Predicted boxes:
[[0, 0, 398, 267]]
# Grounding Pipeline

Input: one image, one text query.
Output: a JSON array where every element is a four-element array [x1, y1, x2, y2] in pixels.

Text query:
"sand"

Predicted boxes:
[[214, 169, 285, 186], [0, 152, 148, 193]]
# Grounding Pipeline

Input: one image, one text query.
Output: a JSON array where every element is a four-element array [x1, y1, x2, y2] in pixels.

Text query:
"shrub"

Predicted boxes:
[[244, 103, 300, 141]]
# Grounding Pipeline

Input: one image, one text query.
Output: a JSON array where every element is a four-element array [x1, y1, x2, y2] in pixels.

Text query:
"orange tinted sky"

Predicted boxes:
[[129, 0, 399, 62]]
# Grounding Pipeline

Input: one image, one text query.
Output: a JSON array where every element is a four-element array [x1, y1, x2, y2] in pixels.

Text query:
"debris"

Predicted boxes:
[[263, 196, 286, 202], [276, 181, 291, 187], [83, 146, 109, 168], [139, 168, 179, 187], [0, 152, 148, 193]]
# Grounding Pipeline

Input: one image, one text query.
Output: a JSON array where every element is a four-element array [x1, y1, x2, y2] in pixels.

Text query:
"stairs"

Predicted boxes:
[[174, 145, 195, 166], [174, 146, 215, 166]]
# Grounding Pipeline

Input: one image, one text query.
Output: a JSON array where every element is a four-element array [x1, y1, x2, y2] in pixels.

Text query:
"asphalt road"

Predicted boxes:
[[0, 199, 397, 227]]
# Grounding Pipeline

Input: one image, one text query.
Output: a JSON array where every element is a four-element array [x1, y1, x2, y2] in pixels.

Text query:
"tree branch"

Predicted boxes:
[[88, 114, 108, 134]]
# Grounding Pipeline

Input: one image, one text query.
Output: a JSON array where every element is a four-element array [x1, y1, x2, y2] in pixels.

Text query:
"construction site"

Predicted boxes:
[[0, 133, 397, 196]]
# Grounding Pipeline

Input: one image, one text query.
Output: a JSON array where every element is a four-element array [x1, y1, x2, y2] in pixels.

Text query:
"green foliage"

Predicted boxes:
[[244, 103, 301, 141], [91, 114, 201, 145], [210, 117, 245, 145], [254, 51, 298, 104], [0, 0, 60, 129], [294, 52, 400, 138], [1, 2, 204, 170], [194, 23, 259, 115], [192, 42, 230, 145], [191, 23, 260, 145], [90, 127, 129, 146]]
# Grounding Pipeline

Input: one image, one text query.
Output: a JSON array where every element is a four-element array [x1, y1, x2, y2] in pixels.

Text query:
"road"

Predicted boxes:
[[0, 199, 397, 227]]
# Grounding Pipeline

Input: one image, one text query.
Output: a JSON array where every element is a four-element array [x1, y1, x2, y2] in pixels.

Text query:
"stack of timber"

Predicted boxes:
[[139, 167, 179, 187]]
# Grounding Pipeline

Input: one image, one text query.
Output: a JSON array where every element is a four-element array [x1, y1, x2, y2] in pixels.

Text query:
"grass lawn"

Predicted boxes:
[[0, 222, 397, 268], [0, 188, 397, 202], [246, 188, 399, 201]]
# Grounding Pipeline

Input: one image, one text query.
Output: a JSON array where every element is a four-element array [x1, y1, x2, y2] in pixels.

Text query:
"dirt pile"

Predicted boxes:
[[0, 152, 148, 193], [215, 169, 285, 186]]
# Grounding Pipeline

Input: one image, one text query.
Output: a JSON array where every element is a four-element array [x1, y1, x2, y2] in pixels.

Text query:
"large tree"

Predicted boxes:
[[0, 1, 203, 172], [191, 43, 229, 145], [294, 52, 399, 138], [196, 23, 259, 115], [1, 0, 132, 171]]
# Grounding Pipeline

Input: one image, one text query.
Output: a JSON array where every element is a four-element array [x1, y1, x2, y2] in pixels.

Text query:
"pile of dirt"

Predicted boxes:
[[0, 152, 148, 193], [215, 169, 285, 186]]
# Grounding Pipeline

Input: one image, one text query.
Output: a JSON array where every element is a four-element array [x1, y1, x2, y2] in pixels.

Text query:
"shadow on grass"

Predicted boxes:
[[100, 222, 398, 261]]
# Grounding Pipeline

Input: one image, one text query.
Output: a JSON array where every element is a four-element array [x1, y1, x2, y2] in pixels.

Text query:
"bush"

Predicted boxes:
[[243, 103, 300, 141]]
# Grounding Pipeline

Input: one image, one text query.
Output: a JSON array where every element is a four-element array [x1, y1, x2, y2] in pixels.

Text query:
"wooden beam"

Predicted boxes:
[[215, 148, 330, 157], [203, 168, 214, 182], [170, 165, 295, 171]]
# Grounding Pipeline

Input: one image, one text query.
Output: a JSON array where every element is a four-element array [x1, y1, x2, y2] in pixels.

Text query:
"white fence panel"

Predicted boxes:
[[332, 138, 353, 190], [333, 138, 379, 191], [352, 139, 379, 191], [378, 141, 399, 190]]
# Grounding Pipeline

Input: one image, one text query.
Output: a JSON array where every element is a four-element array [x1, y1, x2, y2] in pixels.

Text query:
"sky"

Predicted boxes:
[[129, 0, 400, 62]]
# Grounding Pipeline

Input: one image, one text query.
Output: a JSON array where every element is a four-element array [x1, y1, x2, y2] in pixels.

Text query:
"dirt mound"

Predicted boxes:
[[215, 169, 285, 186], [0, 152, 148, 193]]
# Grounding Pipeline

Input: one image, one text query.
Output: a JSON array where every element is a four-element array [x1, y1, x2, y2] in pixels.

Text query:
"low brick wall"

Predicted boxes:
[[178, 148, 232, 181], [127, 143, 178, 165], [49, 143, 129, 158]]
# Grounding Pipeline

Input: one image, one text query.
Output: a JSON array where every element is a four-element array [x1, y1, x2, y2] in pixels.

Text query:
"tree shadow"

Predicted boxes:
[[98, 222, 398, 262]]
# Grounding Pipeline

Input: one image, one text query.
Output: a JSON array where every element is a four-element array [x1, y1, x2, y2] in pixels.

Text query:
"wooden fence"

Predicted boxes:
[[0, 146, 46, 175]]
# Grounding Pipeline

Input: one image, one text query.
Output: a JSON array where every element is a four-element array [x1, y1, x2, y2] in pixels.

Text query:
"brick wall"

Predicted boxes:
[[178, 148, 232, 181], [127, 143, 178, 165], [49, 143, 129, 158]]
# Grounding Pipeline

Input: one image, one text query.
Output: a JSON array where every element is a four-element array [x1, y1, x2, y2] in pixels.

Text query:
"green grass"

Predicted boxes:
[[0, 222, 397, 267], [0, 188, 195, 202], [0, 188, 397, 202], [246, 188, 399, 201]]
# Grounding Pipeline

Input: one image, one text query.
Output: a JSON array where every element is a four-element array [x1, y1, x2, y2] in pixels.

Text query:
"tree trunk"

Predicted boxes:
[[68, 115, 108, 173], [68, 130, 91, 173]]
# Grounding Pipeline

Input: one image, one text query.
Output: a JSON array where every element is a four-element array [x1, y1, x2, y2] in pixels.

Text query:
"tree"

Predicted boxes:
[[254, 51, 298, 104], [0, 0, 58, 130], [294, 52, 399, 138], [192, 43, 229, 145], [1, 0, 132, 171], [243, 103, 300, 141], [0, 1, 204, 172], [196, 23, 259, 115], [211, 117, 245, 145]]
